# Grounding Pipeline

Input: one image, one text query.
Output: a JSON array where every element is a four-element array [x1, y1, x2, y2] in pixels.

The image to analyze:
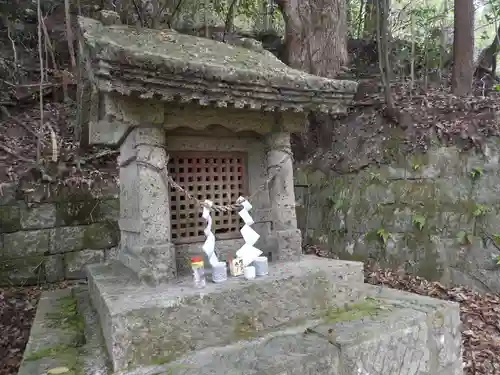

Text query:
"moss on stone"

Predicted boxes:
[[82, 221, 119, 249], [323, 298, 385, 324], [232, 313, 260, 340], [47, 295, 85, 346], [405, 233, 444, 281], [56, 199, 100, 226], [409, 153, 430, 171], [0, 205, 21, 232], [26, 344, 82, 375], [0, 256, 45, 285], [25, 295, 85, 375]]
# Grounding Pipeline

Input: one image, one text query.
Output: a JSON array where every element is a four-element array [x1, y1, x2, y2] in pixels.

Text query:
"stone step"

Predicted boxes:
[[119, 288, 462, 375], [86, 256, 364, 371], [18, 281, 463, 375], [17, 287, 110, 375]]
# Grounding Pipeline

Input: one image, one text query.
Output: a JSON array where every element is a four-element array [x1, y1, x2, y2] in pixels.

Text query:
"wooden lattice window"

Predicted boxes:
[[169, 152, 248, 244]]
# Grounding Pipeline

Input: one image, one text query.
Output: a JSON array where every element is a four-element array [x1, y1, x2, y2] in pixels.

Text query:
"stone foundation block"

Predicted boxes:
[[87, 256, 364, 371]]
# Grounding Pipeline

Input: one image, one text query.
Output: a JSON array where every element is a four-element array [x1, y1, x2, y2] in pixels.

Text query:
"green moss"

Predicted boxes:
[[405, 233, 444, 281], [410, 153, 429, 171], [434, 311, 445, 326], [82, 221, 119, 249], [56, 199, 100, 226], [25, 344, 82, 375], [365, 229, 382, 243], [46, 295, 85, 346], [0, 205, 21, 232], [233, 313, 260, 340], [0, 256, 45, 285], [381, 131, 406, 162], [323, 298, 385, 324]]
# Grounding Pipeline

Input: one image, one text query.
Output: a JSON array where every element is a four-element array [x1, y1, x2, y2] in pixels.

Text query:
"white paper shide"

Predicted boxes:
[[202, 200, 219, 267], [235, 197, 262, 266]]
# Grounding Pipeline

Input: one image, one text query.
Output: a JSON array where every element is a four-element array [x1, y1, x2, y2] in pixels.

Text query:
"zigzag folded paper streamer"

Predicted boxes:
[[235, 197, 262, 267], [202, 200, 219, 267]]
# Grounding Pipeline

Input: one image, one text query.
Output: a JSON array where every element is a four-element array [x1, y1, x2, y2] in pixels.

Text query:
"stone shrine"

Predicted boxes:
[[18, 13, 463, 375], [77, 15, 357, 285]]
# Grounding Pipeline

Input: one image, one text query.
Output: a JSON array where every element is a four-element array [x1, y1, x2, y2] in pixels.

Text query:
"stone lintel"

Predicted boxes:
[[86, 94, 307, 146], [86, 256, 364, 371]]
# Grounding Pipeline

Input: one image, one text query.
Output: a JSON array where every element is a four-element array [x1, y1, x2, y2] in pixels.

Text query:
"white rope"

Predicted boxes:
[[235, 197, 262, 267], [201, 199, 219, 267]]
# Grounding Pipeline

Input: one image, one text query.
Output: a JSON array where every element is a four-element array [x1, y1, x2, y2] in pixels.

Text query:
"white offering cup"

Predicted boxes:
[[244, 266, 256, 280]]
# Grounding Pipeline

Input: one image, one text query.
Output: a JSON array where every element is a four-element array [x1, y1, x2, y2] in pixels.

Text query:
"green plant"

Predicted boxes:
[[492, 234, 500, 246], [412, 214, 426, 231], [457, 231, 472, 245], [376, 228, 391, 245], [495, 255, 500, 265], [470, 167, 484, 181], [369, 172, 383, 183], [472, 203, 490, 218]]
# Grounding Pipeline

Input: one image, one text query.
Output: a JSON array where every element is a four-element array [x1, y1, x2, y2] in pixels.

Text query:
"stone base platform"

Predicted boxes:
[[87, 256, 365, 371], [18, 257, 464, 375]]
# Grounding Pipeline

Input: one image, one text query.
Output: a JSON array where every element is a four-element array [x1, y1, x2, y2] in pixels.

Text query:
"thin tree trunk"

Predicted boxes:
[[363, 0, 377, 39], [451, 0, 474, 95], [64, 0, 77, 68]]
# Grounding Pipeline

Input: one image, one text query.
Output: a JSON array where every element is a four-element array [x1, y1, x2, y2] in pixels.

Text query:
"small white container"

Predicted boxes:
[[253, 256, 269, 276], [244, 266, 256, 280], [212, 262, 228, 283]]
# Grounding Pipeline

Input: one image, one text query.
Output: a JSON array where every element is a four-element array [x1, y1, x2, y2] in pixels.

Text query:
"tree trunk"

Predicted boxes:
[[451, 0, 474, 95], [277, 0, 348, 78], [363, 0, 377, 39]]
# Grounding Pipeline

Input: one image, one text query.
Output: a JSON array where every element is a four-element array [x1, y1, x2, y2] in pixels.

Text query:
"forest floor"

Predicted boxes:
[[0, 263, 499, 375]]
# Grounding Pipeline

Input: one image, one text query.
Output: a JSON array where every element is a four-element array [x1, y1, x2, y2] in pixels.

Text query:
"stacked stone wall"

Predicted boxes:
[[296, 139, 500, 293], [0, 181, 119, 285]]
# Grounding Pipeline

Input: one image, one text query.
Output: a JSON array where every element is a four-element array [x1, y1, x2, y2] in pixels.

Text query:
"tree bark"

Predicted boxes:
[[277, 0, 348, 78], [451, 0, 474, 95], [363, 0, 377, 39]]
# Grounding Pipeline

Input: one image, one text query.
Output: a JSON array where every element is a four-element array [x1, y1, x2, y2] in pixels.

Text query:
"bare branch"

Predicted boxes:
[[167, 0, 185, 28], [0, 142, 36, 163], [64, 0, 77, 68], [0, 106, 44, 143]]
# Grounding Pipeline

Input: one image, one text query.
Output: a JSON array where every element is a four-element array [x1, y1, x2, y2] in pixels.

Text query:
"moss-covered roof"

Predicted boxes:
[[78, 16, 357, 114]]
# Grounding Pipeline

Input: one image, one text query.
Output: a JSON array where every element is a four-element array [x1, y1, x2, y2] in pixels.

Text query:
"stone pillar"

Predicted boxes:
[[118, 126, 177, 285], [266, 132, 302, 261]]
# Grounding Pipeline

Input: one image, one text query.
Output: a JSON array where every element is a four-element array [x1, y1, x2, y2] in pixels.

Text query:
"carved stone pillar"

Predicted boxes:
[[118, 126, 177, 285], [266, 132, 302, 261]]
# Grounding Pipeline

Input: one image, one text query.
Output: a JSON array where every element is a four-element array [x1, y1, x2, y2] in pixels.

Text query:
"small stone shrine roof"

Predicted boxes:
[[78, 16, 358, 114]]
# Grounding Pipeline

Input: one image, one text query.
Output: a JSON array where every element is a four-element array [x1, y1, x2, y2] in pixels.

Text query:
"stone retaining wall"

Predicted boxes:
[[295, 138, 500, 294], [0, 181, 120, 285]]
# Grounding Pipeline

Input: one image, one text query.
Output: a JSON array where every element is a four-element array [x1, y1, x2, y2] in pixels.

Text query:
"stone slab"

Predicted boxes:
[[87, 256, 364, 371], [18, 286, 112, 375], [19, 283, 463, 375], [131, 306, 431, 375], [119, 287, 462, 375]]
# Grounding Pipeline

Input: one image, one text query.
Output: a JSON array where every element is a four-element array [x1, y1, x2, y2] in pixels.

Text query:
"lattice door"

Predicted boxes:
[[169, 152, 248, 244]]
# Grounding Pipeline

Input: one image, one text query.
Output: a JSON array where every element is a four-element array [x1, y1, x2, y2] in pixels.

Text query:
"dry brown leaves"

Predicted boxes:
[[0, 281, 83, 375], [0, 285, 41, 375], [0, 102, 118, 199], [367, 82, 500, 153]]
